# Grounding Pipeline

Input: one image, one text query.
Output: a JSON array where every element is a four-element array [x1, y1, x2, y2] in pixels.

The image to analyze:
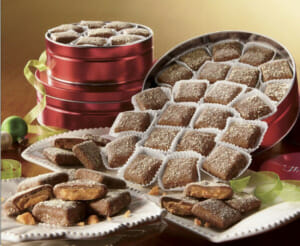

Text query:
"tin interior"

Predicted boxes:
[[143, 31, 298, 151]]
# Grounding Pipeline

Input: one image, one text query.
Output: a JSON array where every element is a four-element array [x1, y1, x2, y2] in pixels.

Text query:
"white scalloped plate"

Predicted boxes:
[[1, 178, 165, 242], [21, 127, 300, 243]]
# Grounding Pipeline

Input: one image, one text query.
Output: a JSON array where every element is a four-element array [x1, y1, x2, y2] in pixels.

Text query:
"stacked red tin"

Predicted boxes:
[[36, 21, 153, 130]]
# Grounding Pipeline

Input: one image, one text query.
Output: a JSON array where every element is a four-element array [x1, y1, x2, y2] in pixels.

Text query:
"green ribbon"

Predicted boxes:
[[230, 171, 300, 205]]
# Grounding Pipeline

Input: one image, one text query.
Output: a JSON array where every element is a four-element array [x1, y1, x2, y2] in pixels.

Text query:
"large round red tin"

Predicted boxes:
[[45, 23, 153, 84], [143, 31, 299, 152]]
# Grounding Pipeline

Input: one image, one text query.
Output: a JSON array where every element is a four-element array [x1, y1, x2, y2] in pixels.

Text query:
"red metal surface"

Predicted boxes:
[[45, 32, 153, 83], [36, 70, 142, 102], [37, 93, 133, 112], [38, 104, 119, 130], [261, 76, 299, 149]]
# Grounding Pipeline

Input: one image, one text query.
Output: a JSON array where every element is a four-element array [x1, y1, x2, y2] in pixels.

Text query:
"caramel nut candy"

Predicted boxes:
[[184, 181, 233, 199], [4, 184, 53, 216], [114, 111, 151, 133], [50, 31, 80, 44], [111, 35, 142, 45], [80, 20, 105, 29], [88, 191, 131, 217], [75, 168, 126, 189], [135, 87, 169, 110], [17, 172, 69, 192], [54, 180, 108, 201], [260, 60, 293, 82], [179, 48, 211, 71], [82, 134, 111, 147], [197, 62, 231, 83], [212, 41, 242, 62], [160, 194, 198, 216], [240, 45, 274, 66], [104, 21, 134, 31], [32, 199, 86, 226]]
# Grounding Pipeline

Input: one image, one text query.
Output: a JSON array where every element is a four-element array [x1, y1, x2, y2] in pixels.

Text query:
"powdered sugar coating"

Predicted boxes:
[[202, 145, 248, 180], [105, 135, 138, 168], [135, 87, 169, 110], [36, 199, 80, 210], [197, 62, 231, 83], [104, 21, 134, 31], [240, 45, 274, 66], [111, 35, 142, 45], [179, 48, 211, 70], [204, 82, 243, 105], [162, 158, 199, 189], [234, 95, 272, 120], [176, 130, 216, 156], [260, 60, 293, 81], [173, 80, 207, 102], [87, 28, 116, 38], [212, 41, 242, 62], [144, 127, 179, 151], [221, 121, 261, 149], [264, 81, 290, 101], [226, 192, 261, 213], [54, 179, 103, 188], [158, 104, 196, 127], [157, 63, 193, 86], [227, 65, 259, 87], [114, 111, 151, 132], [194, 107, 233, 130], [122, 28, 150, 37]]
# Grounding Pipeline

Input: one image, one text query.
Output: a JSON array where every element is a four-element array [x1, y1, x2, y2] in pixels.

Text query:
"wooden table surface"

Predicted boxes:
[[2, 71, 300, 245]]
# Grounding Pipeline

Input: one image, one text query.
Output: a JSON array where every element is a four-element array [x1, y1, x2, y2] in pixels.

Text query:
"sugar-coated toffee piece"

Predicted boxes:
[[54, 180, 107, 201], [17, 172, 69, 192], [204, 82, 243, 105], [135, 87, 169, 110], [105, 135, 138, 168], [176, 130, 216, 156], [144, 127, 179, 151], [157, 104, 196, 127], [105, 136, 139, 168], [260, 60, 293, 81], [80, 20, 105, 29], [162, 158, 199, 189], [76, 37, 107, 46], [212, 41, 242, 62], [82, 133, 111, 147], [54, 138, 85, 150], [184, 181, 233, 199], [225, 192, 261, 213], [114, 111, 151, 133], [72, 140, 104, 170], [240, 45, 274, 66], [160, 194, 199, 216], [202, 145, 248, 180], [104, 21, 134, 31], [124, 154, 162, 185], [227, 66, 259, 88], [221, 121, 262, 149], [88, 191, 131, 217], [122, 28, 150, 37], [111, 35, 142, 45], [75, 169, 126, 189], [173, 81, 207, 102], [194, 107, 233, 130], [43, 147, 82, 166], [50, 31, 80, 44], [191, 199, 242, 229], [50, 24, 84, 33], [87, 28, 115, 38], [4, 185, 53, 216], [234, 95, 272, 120], [157, 63, 193, 86], [197, 62, 231, 83], [264, 81, 290, 101], [179, 48, 211, 71], [32, 199, 86, 226]]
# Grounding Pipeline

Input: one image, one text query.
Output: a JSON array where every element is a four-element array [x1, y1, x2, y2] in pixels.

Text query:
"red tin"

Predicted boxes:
[[45, 24, 153, 83], [36, 93, 133, 112], [36, 70, 142, 102], [38, 104, 119, 130], [143, 31, 299, 151]]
